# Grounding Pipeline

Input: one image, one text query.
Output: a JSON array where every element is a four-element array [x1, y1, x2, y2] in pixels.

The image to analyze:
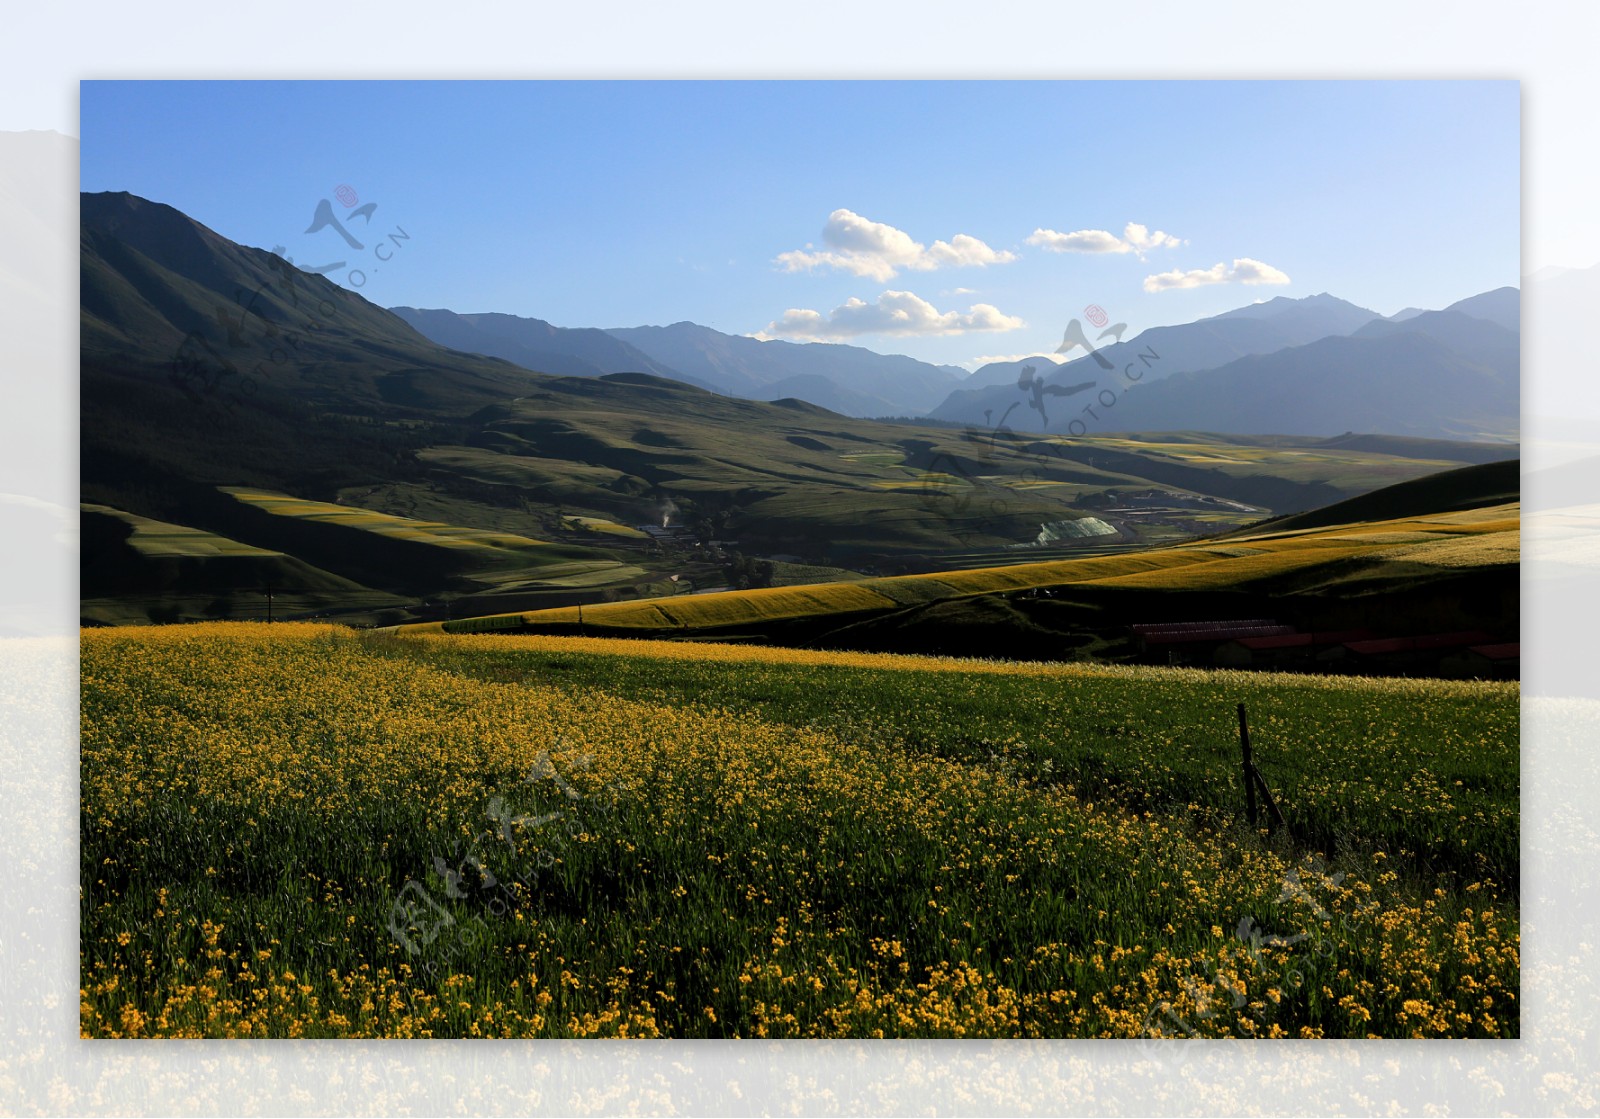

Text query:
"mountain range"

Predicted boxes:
[[393, 286, 1519, 442], [604, 322, 966, 416], [931, 289, 1519, 440], [949, 292, 1383, 395], [389, 306, 707, 388], [391, 306, 967, 418]]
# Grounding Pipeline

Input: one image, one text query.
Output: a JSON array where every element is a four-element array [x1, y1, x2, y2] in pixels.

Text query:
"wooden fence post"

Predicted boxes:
[[1238, 702, 1257, 826], [1237, 702, 1287, 833]]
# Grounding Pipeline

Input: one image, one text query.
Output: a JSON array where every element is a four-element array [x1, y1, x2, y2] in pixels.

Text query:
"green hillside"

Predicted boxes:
[[1233, 458, 1520, 535]]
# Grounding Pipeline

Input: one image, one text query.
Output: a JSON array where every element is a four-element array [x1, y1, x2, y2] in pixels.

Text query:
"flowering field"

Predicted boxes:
[[80, 623, 1518, 1039]]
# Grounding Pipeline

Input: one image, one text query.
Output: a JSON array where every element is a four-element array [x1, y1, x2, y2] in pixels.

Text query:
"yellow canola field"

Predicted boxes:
[[81, 623, 1517, 1039]]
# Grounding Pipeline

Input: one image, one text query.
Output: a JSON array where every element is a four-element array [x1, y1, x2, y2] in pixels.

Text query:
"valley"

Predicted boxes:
[[80, 191, 1520, 662]]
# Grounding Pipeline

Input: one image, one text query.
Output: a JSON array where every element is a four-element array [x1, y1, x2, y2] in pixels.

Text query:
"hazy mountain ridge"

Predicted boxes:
[[391, 304, 971, 418], [935, 289, 1518, 440], [1440, 285, 1519, 332], [936, 294, 1385, 426], [608, 321, 967, 416], [1107, 328, 1517, 440], [389, 306, 719, 392]]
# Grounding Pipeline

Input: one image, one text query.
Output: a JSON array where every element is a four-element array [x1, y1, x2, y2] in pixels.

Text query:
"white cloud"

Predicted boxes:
[[1142, 257, 1292, 293], [1026, 221, 1184, 258], [762, 290, 1026, 341], [924, 234, 1014, 269], [1027, 228, 1124, 254], [776, 209, 1017, 281], [1230, 257, 1293, 285], [1123, 223, 1184, 254]]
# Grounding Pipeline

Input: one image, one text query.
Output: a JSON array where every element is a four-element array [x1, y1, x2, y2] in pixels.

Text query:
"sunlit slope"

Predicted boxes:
[[82, 485, 642, 624], [389, 500, 1517, 636], [84, 503, 286, 558], [417, 582, 903, 634], [80, 503, 406, 625], [215, 485, 625, 587], [1244, 459, 1519, 535], [222, 487, 552, 555]]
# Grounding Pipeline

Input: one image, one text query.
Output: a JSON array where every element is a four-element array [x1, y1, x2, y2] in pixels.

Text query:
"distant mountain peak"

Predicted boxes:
[[1209, 291, 1377, 324], [1441, 286, 1519, 332]]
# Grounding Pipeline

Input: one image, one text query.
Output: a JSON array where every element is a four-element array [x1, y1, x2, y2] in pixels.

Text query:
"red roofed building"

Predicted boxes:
[[1317, 631, 1496, 674], [1214, 630, 1375, 669], [1134, 620, 1292, 664], [1441, 642, 1520, 680]]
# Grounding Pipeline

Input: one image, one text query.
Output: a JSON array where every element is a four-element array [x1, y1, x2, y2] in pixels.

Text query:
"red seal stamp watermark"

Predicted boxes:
[[335, 184, 359, 208], [1084, 304, 1109, 328]]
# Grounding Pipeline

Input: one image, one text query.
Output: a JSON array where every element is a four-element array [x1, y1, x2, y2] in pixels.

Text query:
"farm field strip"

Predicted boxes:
[[83, 505, 285, 558], [561, 516, 649, 539], [222, 487, 551, 553]]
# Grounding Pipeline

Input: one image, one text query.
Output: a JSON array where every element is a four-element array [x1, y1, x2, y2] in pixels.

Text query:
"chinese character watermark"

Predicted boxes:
[[167, 186, 413, 411]]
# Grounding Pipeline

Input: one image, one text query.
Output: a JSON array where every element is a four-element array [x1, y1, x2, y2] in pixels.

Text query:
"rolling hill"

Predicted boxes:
[[1237, 459, 1520, 535]]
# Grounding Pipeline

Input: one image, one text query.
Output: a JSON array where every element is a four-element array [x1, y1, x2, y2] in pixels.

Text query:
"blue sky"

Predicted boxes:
[[80, 80, 1519, 369]]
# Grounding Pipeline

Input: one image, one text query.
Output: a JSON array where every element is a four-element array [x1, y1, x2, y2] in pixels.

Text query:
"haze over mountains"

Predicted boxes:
[[389, 307, 707, 389], [932, 289, 1519, 440], [605, 322, 967, 416], [393, 307, 967, 418], [392, 280, 1519, 443]]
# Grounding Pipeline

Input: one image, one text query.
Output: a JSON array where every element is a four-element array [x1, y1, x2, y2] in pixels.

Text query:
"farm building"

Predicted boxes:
[[1133, 619, 1293, 664], [1440, 642, 1520, 680], [1316, 630, 1495, 675], [1213, 630, 1375, 670]]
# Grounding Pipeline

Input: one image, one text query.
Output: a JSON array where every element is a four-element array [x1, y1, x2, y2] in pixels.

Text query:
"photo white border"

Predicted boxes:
[[3, 3, 1595, 1113]]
